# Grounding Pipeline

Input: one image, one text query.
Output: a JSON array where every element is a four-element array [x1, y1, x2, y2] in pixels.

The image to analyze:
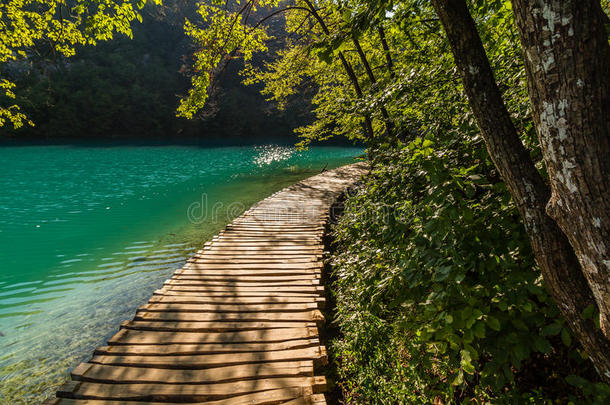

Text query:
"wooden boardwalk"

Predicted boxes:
[[46, 162, 367, 405]]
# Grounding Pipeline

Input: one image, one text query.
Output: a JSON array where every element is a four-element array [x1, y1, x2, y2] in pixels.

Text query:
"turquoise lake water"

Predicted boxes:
[[0, 144, 361, 403]]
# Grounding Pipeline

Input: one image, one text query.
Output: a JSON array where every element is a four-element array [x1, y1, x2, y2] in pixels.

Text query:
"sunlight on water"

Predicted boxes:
[[253, 145, 296, 167], [0, 144, 361, 404]]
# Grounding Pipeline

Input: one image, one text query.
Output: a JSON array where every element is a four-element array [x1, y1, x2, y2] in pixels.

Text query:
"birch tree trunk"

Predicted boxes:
[[509, 0, 610, 340]]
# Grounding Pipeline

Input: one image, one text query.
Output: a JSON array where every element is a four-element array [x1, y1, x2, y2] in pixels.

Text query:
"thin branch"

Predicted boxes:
[[250, 6, 313, 31], [377, 26, 394, 78]]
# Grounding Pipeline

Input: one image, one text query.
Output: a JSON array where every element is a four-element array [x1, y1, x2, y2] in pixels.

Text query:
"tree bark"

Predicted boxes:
[[350, 33, 394, 136], [509, 0, 610, 337], [431, 0, 610, 380], [301, 0, 374, 139], [377, 26, 395, 78]]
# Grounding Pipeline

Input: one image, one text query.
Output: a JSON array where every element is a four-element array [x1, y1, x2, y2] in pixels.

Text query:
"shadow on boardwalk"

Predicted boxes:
[[46, 162, 368, 405]]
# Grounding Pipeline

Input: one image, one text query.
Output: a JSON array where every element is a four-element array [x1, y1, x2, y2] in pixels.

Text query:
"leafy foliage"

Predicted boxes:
[[332, 141, 609, 403], [0, 0, 162, 128], [0, 1, 314, 140], [324, 1, 610, 402], [177, 0, 274, 118]]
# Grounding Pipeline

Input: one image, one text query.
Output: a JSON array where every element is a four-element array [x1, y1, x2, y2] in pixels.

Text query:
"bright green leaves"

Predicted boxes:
[[177, 0, 404, 144], [0, 79, 32, 128], [177, 0, 275, 119], [0, 0, 159, 128], [460, 348, 476, 374]]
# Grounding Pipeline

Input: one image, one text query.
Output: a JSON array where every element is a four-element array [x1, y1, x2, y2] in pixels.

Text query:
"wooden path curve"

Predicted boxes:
[[46, 162, 367, 405]]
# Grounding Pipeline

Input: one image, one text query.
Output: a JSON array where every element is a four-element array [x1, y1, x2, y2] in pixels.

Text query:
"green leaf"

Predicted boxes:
[[460, 349, 476, 374], [561, 328, 572, 347], [541, 323, 562, 336], [582, 304, 595, 320], [452, 370, 464, 385], [473, 321, 486, 338], [464, 344, 479, 360], [565, 374, 587, 388], [487, 316, 501, 331], [533, 337, 552, 354], [512, 344, 529, 365]]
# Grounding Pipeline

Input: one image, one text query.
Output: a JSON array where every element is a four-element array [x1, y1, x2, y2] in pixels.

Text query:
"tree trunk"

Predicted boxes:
[[509, 0, 610, 337], [377, 26, 395, 78], [431, 0, 610, 381], [301, 0, 375, 139], [351, 33, 394, 136]]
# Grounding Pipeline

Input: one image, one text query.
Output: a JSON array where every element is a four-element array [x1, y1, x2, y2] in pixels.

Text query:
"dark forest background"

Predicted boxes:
[[0, 1, 319, 143]]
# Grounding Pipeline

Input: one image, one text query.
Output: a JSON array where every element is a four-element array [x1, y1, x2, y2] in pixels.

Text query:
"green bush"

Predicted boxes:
[[331, 140, 610, 403]]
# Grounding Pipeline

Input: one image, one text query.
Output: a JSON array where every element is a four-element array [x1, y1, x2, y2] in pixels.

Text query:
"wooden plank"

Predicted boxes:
[[226, 223, 324, 228], [92, 346, 326, 366], [82, 359, 313, 375], [57, 376, 327, 400], [88, 355, 319, 371], [284, 394, 327, 405], [150, 296, 311, 309], [200, 249, 322, 255], [204, 244, 323, 251], [179, 265, 321, 272], [182, 262, 323, 269], [199, 245, 320, 251], [192, 254, 321, 260], [137, 302, 319, 313], [220, 227, 322, 231], [171, 275, 320, 282], [121, 320, 316, 332], [170, 270, 321, 285], [205, 243, 322, 249], [157, 285, 324, 294], [155, 289, 324, 298], [183, 264, 321, 271], [133, 309, 325, 323], [223, 228, 322, 233], [148, 295, 322, 305], [100, 339, 321, 354], [213, 233, 323, 238], [87, 348, 320, 370], [165, 279, 319, 287], [212, 236, 322, 243], [225, 227, 324, 232], [233, 216, 326, 221], [49, 386, 312, 404], [172, 272, 321, 281], [107, 327, 318, 344], [196, 249, 321, 255], [237, 216, 326, 225], [181, 273, 324, 279], [180, 268, 322, 276], [189, 257, 318, 263]]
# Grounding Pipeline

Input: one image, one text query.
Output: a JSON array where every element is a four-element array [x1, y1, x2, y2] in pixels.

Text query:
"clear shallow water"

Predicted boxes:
[[0, 144, 361, 403]]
